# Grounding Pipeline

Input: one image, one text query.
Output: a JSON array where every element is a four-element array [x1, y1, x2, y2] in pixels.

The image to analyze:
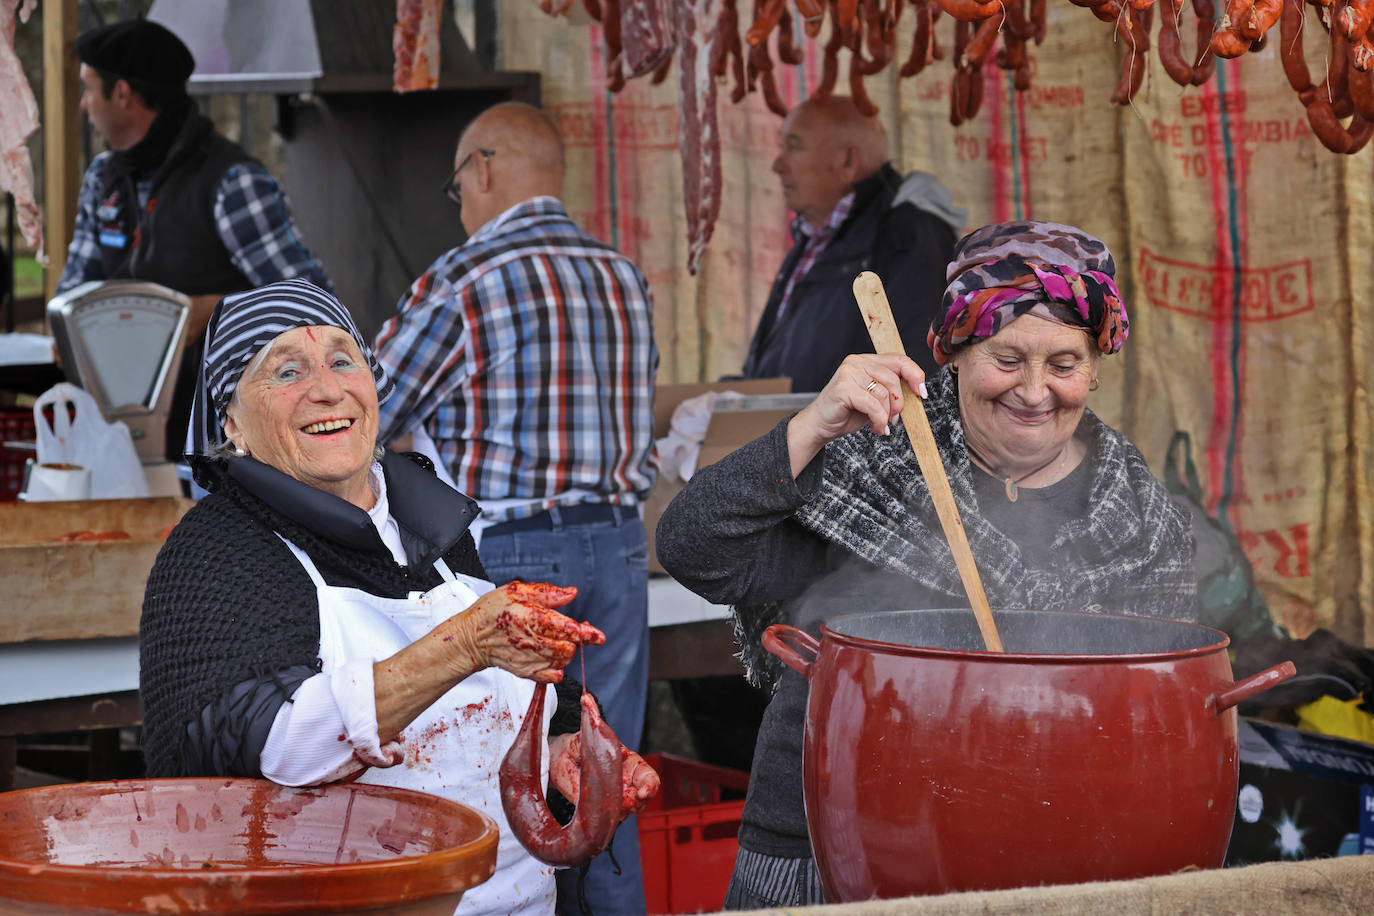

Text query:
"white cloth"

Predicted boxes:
[[260, 537, 557, 916]]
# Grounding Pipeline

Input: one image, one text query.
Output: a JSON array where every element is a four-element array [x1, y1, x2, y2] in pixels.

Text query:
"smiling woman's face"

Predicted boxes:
[[223, 325, 379, 508], [951, 313, 1098, 477]]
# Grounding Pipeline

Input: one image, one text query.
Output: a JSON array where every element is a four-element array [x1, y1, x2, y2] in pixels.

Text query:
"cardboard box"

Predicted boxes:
[[0, 497, 194, 644], [1225, 717, 1374, 865], [644, 378, 802, 575]]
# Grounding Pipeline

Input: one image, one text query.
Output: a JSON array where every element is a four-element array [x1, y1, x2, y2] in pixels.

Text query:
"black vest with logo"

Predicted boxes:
[[94, 109, 256, 297]]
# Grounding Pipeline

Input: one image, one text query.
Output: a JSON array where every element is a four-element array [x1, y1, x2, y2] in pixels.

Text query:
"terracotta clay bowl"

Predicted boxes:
[[0, 777, 499, 915]]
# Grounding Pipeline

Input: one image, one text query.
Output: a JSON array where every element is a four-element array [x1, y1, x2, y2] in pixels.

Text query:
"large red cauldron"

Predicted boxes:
[[764, 609, 1295, 902]]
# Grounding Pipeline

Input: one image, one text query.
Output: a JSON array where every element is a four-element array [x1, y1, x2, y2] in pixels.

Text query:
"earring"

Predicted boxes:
[[949, 365, 959, 376], [1089, 378, 1100, 392], [233, 445, 247, 457]]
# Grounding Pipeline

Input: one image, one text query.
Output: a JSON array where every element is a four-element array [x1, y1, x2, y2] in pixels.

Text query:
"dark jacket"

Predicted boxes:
[[742, 165, 962, 390], [95, 108, 256, 296]]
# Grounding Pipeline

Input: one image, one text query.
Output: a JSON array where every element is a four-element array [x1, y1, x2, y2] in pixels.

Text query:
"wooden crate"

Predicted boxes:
[[0, 498, 194, 644]]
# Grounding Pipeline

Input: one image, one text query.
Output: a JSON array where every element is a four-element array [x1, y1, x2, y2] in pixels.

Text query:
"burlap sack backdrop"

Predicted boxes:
[[496, 4, 1373, 646]]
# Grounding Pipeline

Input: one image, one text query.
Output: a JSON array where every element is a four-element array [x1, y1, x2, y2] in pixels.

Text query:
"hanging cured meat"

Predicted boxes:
[[675, 0, 723, 275], [393, 0, 443, 92], [532, 0, 1372, 268], [0, 0, 44, 260], [621, 0, 677, 77]]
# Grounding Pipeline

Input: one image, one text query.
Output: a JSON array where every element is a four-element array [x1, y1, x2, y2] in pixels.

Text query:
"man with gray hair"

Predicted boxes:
[[743, 95, 965, 389]]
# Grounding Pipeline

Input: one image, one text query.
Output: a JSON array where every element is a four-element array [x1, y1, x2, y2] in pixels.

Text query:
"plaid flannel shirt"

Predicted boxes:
[[57, 155, 330, 294], [375, 196, 658, 524]]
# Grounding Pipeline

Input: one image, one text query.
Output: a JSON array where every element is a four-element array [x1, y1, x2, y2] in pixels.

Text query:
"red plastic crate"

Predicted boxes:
[[0, 411, 36, 501], [638, 753, 749, 915]]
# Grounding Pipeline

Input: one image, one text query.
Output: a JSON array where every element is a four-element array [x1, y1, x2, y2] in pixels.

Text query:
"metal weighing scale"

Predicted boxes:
[[47, 280, 193, 496]]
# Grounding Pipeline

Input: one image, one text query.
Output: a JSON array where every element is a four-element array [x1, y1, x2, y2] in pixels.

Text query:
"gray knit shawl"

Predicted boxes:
[[734, 369, 1195, 687]]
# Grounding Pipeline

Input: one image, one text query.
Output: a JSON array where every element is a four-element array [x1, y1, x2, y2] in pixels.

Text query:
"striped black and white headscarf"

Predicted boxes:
[[186, 279, 393, 489]]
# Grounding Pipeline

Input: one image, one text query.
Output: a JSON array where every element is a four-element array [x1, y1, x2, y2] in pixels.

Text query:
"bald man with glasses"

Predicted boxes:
[[374, 102, 658, 915]]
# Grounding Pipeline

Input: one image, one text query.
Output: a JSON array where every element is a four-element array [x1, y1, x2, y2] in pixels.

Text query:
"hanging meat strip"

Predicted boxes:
[[393, 0, 443, 92], [0, 0, 43, 260], [622, 0, 678, 76], [674, 0, 723, 275]]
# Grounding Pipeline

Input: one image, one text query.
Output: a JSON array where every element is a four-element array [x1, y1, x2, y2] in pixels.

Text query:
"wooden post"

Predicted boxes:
[[43, 0, 80, 303]]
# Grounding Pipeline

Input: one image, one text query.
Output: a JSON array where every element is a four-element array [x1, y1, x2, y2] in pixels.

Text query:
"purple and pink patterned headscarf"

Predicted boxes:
[[927, 221, 1129, 366]]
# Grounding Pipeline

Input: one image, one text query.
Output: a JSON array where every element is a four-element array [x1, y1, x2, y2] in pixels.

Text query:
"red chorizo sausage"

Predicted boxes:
[[1339, 0, 1374, 41], [1239, 0, 1282, 41], [1210, 25, 1250, 58], [950, 20, 971, 126], [935, 0, 1005, 21], [777, 6, 805, 65], [966, 11, 1007, 65], [1030, 0, 1047, 42], [850, 53, 881, 115], [745, 0, 785, 47], [965, 62, 986, 120], [1112, 6, 1151, 104], [837, 0, 861, 36], [1190, 0, 1218, 84], [1279, 0, 1314, 92], [1091, 0, 1123, 24], [1159, 0, 1197, 86], [815, 8, 845, 103], [1306, 101, 1374, 153], [500, 688, 622, 868], [900, 0, 934, 77], [998, 34, 1028, 71], [1355, 33, 1374, 71], [748, 40, 789, 116], [1328, 29, 1353, 116], [1348, 56, 1374, 116]]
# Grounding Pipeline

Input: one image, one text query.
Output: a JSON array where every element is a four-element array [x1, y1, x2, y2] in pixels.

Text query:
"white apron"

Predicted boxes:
[[279, 538, 556, 916]]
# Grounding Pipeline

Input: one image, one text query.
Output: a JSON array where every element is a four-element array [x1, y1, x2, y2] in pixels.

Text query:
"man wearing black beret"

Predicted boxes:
[[56, 18, 331, 462]]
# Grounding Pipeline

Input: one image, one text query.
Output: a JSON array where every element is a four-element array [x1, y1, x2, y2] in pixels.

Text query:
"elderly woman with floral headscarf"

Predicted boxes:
[[140, 280, 658, 916], [656, 221, 1196, 910]]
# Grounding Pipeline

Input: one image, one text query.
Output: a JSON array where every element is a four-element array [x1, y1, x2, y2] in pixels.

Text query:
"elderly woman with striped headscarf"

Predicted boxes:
[[139, 280, 657, 916], [656, 221, 1196, 910]]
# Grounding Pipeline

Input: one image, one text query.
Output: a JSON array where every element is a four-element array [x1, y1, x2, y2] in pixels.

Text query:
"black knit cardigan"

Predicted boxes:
[[139, 452, 584, 778]]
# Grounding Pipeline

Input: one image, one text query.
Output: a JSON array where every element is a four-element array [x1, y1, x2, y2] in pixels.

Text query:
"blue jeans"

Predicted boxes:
[[479, 504, 650, 915]]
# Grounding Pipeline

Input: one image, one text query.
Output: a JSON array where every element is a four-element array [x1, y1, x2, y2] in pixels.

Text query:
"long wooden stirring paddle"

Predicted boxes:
[[853, 271, 1004, 653]]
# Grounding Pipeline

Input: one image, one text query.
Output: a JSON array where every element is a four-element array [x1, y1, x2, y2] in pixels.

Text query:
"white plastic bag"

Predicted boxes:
[[31, 383, 149, 499], [654, 391, 733, 483]]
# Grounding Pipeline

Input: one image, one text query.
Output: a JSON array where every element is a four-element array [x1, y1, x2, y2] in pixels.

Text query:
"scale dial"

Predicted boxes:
[[68, 293, 184, 411]]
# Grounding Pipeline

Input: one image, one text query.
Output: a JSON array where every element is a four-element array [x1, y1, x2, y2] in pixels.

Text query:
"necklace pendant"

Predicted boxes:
[[1005, 479, 1019, 502]]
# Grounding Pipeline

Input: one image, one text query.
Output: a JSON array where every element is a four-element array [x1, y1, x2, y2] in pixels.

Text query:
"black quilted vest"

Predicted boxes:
[[94, 109, 255, 296]]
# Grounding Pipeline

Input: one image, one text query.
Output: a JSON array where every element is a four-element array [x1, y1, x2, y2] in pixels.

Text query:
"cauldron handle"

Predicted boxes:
[[1210, 661, 1297, 713], [763, 624, 820, 680]]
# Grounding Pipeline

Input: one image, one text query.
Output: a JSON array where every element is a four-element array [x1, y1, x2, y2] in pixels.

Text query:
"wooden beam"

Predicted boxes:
[[42, 0, 80, 302]]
